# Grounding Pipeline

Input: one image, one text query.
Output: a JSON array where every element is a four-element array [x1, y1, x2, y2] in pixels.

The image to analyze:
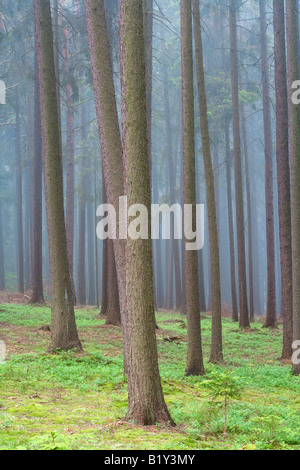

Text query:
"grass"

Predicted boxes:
[[0, 303, 299, 450]]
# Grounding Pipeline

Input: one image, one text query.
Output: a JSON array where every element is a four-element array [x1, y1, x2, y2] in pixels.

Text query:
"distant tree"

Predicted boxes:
[[229, 0, 250, 328], [119, 0, 175, 424], [181, 0, 205, 375], [30, 71, 44, 304], [15, 86, 24, 294], [259, 0, 277, 329]]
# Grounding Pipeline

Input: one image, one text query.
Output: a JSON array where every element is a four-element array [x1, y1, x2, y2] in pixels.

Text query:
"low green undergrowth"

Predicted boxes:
[[0, 304, 299, 450]]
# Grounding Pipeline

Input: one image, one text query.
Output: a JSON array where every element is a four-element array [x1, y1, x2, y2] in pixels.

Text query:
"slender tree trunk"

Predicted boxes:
[[225, 123, 238, 322], [181, 0, 205, 375], [229, 0, 250, 328], [86, 0, 172, 424], [105, 239, 121, 326], [163, 47, 182, 310], [31, 71, 44, 304], [241, 104, 254, 321], [259, 0, 277, 328], [34, 0, 82, 352], [193, 0, 222, 362], [273, 0, 293, 359], [63, 26, 77, 305], [286, 0, 300, 375], [15, 87, 24, 294], [0, 199, 5, 291], [87, 184, 96, 306]]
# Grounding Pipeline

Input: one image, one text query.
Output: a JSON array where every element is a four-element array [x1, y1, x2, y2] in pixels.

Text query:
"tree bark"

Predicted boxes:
[[225, 123, 238, 322]]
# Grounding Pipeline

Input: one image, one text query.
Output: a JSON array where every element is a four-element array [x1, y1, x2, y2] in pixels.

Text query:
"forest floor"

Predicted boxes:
[[0, 301, 299, 450]]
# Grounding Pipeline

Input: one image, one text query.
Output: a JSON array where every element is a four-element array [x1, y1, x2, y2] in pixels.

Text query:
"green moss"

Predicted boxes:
[[0, 304, 299, 449]]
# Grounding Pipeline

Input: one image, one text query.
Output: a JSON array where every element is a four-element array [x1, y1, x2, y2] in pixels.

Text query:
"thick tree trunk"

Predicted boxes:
[[259, 0, 277, 329], [229, 0, 250, 328], [286, 0, 300, 375], [34, 0, 82, 352], [273, 0, 293, 359], [181, 0, 205, 375], [15, 87, 24, 294], [193, 0, 223, 362]]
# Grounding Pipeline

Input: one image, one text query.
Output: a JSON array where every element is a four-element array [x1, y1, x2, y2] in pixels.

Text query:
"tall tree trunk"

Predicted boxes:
[[229, 0, 250, 328], [163, 43, 182, 310], [119, 0, 175, 424], [193, 0, 222, 362], [0, 198, 5, 291], [181, 0, 205, 375], [31, 71, 44, 304], [225, 123, 238, 322], [286, 0, 300, 375], [259, 0, 277, 328], [273, 0, 293, 359], [101, 180, 108, 315], [15, 87, 24, 294], [105, 239, 121, 326], [241, 104, 254, 321], [34, 0, 82, 352]]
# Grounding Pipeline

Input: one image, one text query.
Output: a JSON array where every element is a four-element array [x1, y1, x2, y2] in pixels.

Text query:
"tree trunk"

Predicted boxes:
[[181, 0, 205, 375], [77, 103, 87, 306], [286, 0, 300, 375], [225, 123, 238, 322], [0, 198, 5, 291], [193, 0, 223, 363], [241, 104, 254, 321], [30, 70, 44, 304], [259, 0, 277, 328], [34, 0, 82, 352], [273, 0, 293, 359], [229, 0, 250, 328], [118, 0, 175, 425], [15, 87, 24, 294]]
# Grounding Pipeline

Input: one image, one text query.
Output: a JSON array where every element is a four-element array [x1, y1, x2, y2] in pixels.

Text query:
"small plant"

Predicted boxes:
[[203, 371, 244, 438]]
